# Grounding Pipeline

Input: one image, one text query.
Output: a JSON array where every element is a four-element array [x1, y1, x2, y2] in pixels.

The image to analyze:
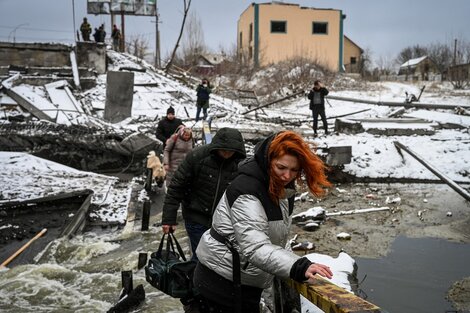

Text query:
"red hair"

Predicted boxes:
[[267, 131, 331, 201]]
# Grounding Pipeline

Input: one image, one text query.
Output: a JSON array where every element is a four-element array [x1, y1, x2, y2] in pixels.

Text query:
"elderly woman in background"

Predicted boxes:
[[193, 130, 333, 313], [163, 126, 194, 185]]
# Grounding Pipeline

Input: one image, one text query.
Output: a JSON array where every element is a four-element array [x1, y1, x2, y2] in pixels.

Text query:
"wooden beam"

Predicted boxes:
[[287, 277, 382, 313]]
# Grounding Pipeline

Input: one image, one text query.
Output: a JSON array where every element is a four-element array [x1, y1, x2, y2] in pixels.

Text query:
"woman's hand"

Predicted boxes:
[[305, 263, 333, 280]]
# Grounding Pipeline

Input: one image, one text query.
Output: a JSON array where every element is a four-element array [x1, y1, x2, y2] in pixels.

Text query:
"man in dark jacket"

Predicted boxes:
[[161, 127, 246, 261], [156, 106, 183, 149], [307, 80, 329, 136], [195, 78, 211, 122]]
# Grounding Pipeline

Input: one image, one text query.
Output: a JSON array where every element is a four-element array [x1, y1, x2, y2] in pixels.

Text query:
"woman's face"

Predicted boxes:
[[182, 131, 191, 141], [272, 154, 300, 185]]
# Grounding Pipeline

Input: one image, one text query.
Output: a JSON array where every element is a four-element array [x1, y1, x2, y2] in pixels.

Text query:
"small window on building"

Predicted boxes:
[[249, 47, 253, 60], [271, 21, 286, 33], [312, 22, 328, 34], [239, 32, 243, 48], [350, 57, 357, 65], [249, 23, 253, 42]]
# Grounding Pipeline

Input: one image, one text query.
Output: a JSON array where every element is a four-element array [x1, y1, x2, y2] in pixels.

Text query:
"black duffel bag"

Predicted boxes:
[[145, 232, 196, 298]]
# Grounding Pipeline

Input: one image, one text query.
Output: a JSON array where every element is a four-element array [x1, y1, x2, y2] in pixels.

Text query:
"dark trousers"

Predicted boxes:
[[185, 221, 209, 261], [312, 109, 328, 134], [195, 105, 208, 122], [192, 262, 262, 313]]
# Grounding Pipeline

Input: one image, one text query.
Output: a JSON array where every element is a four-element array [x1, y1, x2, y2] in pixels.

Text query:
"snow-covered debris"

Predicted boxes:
[[0, 152, 129, 223], [292, 207, 325, 222]]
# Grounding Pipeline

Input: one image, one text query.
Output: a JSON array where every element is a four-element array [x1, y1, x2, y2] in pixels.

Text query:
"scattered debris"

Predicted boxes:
[[336, 232, 351, 240], [326, 207, 390, 217], [385, 196, 401, 204], [292, 207, 325, 223]]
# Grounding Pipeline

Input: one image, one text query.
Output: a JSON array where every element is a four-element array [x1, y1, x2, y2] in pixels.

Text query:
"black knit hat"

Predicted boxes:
[[167, 106, 175, 115]]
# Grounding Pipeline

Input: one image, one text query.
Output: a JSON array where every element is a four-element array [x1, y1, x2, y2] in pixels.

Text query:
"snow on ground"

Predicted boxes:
[[0, 152, 128, 223], [1, 51, 470, 224]]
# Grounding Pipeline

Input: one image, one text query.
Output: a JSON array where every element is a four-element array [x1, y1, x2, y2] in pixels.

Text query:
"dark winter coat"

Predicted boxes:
[[156, 117, 183, 147], [161, 128, 246, 228], [196, 84, 211, 107], [308, 87, 329, 111]]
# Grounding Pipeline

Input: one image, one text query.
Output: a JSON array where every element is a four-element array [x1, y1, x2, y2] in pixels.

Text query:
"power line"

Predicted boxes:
[[0, 25, 73, 34]]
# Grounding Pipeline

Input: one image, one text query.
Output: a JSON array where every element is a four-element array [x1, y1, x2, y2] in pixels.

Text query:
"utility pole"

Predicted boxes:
[[120, 11, 125, 52], [154, 0, 161, 68]]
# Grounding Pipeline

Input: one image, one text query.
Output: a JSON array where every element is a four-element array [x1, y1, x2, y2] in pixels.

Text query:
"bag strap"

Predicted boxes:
[[169, 232, 187, 262], [210, 227, 241, 313]]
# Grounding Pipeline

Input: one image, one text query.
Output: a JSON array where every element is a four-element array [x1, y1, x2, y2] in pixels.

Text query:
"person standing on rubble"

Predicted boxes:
[[156, 106, 183, 150], [193, 130, 333, 312], [80, 17, 92, 41], [195, 78, 211, 122], [161, 127, 246, 262], [163, 125, 194, 185], [98, 24, 106, 43], [111, 24, 121, 51], [308, 80, 329, 136]]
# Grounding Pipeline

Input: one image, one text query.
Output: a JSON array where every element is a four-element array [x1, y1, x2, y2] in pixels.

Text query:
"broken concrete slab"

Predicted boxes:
[[104, 71, 134, 123]]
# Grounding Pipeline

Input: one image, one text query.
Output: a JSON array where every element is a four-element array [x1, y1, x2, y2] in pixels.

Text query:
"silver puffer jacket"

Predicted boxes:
[[196, 191, 298, 289], [196, 133, 300, 289]]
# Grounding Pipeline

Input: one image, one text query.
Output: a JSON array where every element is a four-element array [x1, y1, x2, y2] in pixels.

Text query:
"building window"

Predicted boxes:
[[249, 47, 253, 60], [239, 32, 243, 48], [312, 22, 328, 34], [271, 21, 286, 33], [249, 23, 253, 42], [351, 57, 357, 65]]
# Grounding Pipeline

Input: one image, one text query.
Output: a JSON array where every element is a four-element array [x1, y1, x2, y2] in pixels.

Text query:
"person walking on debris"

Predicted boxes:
[[161, 127, 246, 262], [163, 125, 194, 185], [193, 130, 333, 312], [80, 17, 92, 41], [195, 78, 211, 122], [308, 80, 329, 136], [156, 106, 183, 150], [111, 24, 121, 51]]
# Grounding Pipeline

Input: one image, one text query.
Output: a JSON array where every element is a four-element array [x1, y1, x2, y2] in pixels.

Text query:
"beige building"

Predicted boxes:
[[237, 2, 362, 72]]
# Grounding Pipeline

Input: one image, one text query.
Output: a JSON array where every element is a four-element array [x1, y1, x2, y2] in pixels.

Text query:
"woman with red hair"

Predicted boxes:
[[192, 130, 332, 313]]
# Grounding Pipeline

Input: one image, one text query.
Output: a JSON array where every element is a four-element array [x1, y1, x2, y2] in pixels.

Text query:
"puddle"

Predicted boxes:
[[356, 236, 470, 313]]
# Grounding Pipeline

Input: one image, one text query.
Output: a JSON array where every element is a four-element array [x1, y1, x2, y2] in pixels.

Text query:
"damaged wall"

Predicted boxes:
[[0, 42, 72, 68]]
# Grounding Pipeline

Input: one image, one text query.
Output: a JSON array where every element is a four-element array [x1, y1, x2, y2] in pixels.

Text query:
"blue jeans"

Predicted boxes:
[[195, 106, 208, 122], [185, 221, 209, 261]]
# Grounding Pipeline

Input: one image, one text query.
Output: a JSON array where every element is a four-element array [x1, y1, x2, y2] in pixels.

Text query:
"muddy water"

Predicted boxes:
[[356, 236, 470, 313]]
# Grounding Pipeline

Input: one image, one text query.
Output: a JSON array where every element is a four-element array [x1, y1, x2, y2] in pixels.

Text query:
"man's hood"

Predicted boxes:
[[209, 127, 246, 159]]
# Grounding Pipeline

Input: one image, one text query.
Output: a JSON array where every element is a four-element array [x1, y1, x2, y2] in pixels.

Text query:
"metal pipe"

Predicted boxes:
[[394, 141, 470, 201]]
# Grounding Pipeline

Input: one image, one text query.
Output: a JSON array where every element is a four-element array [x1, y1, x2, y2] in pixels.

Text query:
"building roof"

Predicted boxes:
[[400, 56, 427, 68], [199, 53, 225, 65], [344, 35, 364, 53]]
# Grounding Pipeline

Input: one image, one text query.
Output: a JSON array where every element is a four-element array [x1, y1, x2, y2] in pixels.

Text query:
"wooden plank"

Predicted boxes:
[[287, 278, 382, 313]]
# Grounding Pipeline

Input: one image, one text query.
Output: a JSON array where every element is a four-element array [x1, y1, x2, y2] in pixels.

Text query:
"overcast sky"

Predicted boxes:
[[1, 0, 469, 66]]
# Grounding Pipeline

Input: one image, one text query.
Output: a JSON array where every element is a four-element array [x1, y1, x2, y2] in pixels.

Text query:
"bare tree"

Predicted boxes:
[[396, 44, 428, 65], [164, 0, 192, 73], [180, 11, 206, 68], [427, 42, 452, 74], [126, 35, 150, 61]]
